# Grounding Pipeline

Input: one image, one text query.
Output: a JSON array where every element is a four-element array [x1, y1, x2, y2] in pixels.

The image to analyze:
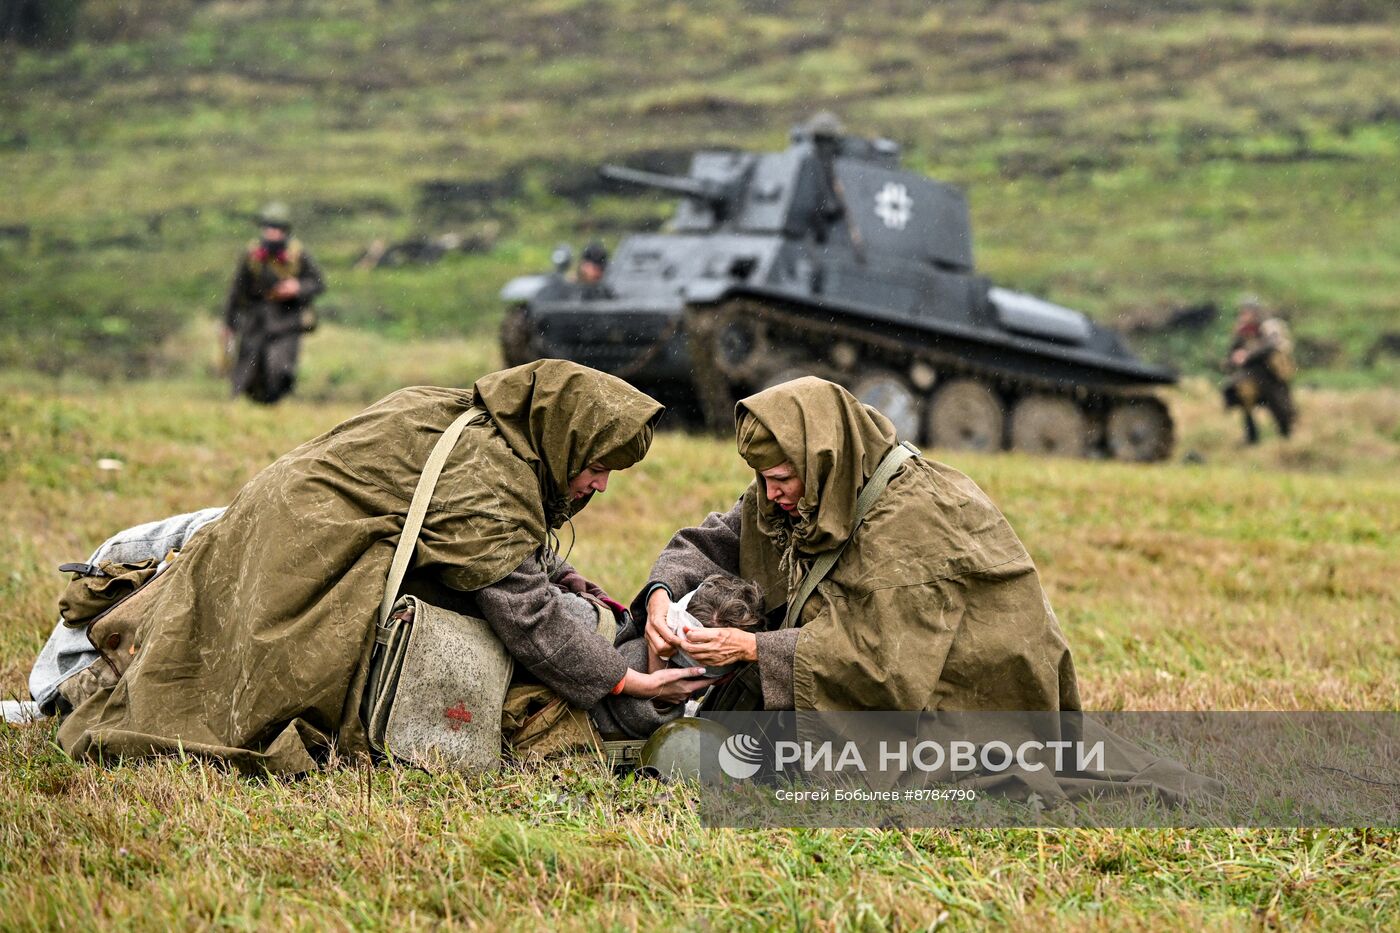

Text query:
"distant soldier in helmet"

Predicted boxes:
[[577, 241, 609, 287], [1221, 296, 1297, 444], [221, 202, 327, 404]]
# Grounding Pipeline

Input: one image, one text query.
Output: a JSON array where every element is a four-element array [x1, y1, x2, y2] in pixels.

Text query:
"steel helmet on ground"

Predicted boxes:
[[638, 717, 734, 782]]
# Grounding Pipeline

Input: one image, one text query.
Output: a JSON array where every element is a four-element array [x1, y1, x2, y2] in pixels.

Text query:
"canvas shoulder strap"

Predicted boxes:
[[378, 406, 488, 626], [780, 441, 917, 630]]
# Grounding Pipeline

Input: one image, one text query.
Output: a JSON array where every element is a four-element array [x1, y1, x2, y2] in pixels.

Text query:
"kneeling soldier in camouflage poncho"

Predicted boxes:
[[57, 360, 709, 773], [636, 375, 1081, 713], [632, 377, 1220, 804]]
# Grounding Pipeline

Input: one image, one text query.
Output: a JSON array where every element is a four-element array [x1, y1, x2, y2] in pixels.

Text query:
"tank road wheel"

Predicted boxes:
[[499, 306, 535, 368], [1009, 395, 1091, 458], [851, 370, 923, 442], [712, 315, 768, 381], [1105, 397, 1174, 462], [926, 378, 1005, 452]]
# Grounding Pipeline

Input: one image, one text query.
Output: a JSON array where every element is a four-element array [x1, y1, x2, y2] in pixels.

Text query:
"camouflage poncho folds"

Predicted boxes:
[[733, 377, 1081, 712], [58, 361, 662, 772]]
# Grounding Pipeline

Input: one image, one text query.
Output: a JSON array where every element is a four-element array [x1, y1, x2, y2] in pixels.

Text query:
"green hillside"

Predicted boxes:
[[3, 0, 1400, 384]]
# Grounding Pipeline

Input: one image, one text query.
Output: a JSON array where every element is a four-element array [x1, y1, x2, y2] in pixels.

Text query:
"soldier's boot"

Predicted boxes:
[[1242, 410, 1260, 445], [230, 335, 261, 400], [1269, 394, 1295, 439], [261, 334, 301, 404]]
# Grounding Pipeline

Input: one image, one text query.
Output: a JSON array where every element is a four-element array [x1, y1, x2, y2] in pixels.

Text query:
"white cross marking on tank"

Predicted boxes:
[[874, 182, 913, 230]]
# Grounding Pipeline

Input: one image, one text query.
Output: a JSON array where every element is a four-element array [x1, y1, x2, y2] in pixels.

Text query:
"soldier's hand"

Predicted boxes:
[[681, 626, 758, 665], [621, 666, 710, 704], [645, 587, 682, 660], [271, 279, 301, 300], [646, 641, 667, 674]]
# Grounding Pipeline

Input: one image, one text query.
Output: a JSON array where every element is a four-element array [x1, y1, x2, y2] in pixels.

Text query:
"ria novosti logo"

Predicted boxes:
[[715, 730, 1109, 781], [717, 733, 764, 779]]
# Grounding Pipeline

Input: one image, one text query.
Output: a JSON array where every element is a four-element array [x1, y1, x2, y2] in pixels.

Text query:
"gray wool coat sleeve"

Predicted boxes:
[[471, 554, 630, 710], [625, 498, 799, 711], [588, 638, 685, 738], [754, 628, 800, 710], [626, 499, 746, 619]]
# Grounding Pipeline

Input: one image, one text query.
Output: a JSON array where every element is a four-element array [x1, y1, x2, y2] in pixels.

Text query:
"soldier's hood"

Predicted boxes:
[[473, 360, 663, 526], [735, 376, 897, 555]]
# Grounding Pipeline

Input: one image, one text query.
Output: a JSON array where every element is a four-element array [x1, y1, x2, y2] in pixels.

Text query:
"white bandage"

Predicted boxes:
[[667, 589, 738, 680], [666, 590, 704, 637]]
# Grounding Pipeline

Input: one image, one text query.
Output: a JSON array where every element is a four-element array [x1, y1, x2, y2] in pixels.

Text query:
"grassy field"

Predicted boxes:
[[4, 0, 1400, 383], [4, 0, 1400, 926], [1, 349, 1397, 928]]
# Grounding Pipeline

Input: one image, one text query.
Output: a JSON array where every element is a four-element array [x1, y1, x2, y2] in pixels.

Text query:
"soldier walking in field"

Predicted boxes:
[[1221, 297, 1297, 444], [222, 202, 326, 404]]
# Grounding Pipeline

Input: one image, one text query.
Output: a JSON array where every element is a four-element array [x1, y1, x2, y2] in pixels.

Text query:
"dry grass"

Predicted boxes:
[[1, 366, 1397, 928]]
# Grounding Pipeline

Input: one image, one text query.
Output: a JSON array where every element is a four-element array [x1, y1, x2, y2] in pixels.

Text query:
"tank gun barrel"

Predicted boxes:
[[599, 164, 729, 206]]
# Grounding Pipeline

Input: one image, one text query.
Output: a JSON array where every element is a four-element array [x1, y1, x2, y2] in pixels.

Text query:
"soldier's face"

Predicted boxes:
[[261, 225, 288, 244], [760, 462, 805, 513], [568, 462, 612, 500]]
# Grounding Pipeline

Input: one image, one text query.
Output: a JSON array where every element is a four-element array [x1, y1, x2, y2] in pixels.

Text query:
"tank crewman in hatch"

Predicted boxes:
[[222, 201, 326, 405], [577, 241, 609, 285], [1221, 296, 1297, 444]]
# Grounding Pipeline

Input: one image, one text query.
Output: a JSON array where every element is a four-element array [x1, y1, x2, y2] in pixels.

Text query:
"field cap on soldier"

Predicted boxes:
[[257, 201, 293, 231], [735, 376, 898, 555], [472, 360, 663, 526]]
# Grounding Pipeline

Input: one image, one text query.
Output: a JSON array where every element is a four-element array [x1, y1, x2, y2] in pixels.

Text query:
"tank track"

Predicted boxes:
[[684, 298, 1174, 461]]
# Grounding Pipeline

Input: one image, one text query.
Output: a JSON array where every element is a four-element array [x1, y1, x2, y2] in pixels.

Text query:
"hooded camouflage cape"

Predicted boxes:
[[58, 361, 662, 772], [733, 376, 1079, 712], [726, 379, 1222, 804]]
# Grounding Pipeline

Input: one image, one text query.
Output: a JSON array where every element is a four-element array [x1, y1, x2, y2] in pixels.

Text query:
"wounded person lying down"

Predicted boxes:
[[664, 574, 766, 680]]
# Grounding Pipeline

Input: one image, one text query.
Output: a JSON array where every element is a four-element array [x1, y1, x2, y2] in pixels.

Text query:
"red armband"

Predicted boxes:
[[610, 674, 627, 695]]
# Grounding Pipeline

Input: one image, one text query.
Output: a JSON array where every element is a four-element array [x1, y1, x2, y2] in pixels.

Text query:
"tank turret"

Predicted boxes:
[[500, 118, 1177, 461]]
